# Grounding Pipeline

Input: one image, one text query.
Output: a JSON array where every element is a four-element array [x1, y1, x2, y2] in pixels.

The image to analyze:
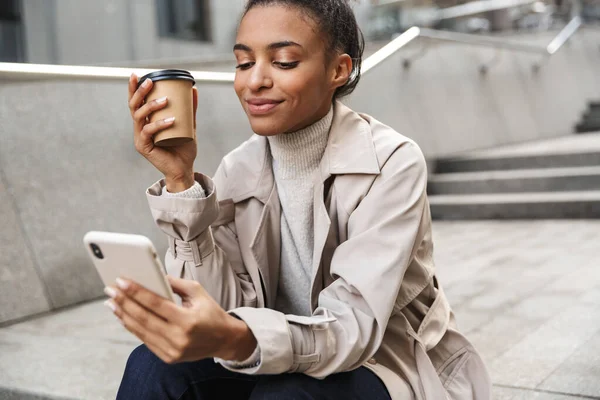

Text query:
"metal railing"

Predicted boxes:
[[0, 17, 585, 82], [363, 16, 583, 74], [437, 0, 537, 21], [373, 0, 537, 21]]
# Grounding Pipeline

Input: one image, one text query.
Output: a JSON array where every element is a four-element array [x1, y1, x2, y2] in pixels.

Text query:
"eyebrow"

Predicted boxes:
[[233, 41, 303, 52]]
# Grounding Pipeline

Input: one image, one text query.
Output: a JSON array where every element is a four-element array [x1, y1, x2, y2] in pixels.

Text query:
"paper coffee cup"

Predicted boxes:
[[138, 69, 196, 147]]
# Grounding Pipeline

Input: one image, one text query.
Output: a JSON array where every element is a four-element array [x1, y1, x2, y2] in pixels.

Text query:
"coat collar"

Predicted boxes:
[[319, 101, 381, 179], [225, 101, 381, 204]]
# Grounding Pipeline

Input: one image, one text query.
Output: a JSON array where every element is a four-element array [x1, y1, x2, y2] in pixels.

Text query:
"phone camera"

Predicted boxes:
[[90, 243, 104, 260]]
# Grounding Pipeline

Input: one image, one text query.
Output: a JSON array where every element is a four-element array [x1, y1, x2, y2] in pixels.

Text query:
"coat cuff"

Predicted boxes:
[[224, 308, 336, 375], [215, 344, 261, 370], [226, 307, 295, 375], [146, 173, 219, 242]]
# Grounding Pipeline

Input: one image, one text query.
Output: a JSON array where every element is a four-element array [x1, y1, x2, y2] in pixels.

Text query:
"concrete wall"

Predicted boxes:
[[0, 28, 599, 324], [0, 80, 248, 323]]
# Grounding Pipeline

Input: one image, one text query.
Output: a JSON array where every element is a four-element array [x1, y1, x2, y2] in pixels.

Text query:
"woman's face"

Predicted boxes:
[[234, 5, 347, 136]]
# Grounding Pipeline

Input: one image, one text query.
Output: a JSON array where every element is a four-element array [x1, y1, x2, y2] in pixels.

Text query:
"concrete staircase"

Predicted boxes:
[[428, 133, 600, 219], [576, 101, 600, 133]]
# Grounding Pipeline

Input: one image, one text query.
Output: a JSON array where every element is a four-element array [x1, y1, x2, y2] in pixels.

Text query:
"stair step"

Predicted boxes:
[[582, 115, 600, 123], [436, 151, 600, 173], [583, 111, 600, 120], [429, 191, 600, 219], [429, 166, 600, 194], [436, 133, 600, 173], [577, 123, 600, 134]]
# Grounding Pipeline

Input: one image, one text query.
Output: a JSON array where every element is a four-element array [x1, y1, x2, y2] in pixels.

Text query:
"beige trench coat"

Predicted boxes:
[[146, 101, 491, 399]]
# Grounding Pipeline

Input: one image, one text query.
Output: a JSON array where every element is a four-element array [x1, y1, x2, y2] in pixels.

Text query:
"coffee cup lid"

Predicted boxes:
[[137, 69, 195, 88]]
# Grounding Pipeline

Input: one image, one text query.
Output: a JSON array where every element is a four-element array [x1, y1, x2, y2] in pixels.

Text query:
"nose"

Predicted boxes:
[[247, 61, 273, 92]]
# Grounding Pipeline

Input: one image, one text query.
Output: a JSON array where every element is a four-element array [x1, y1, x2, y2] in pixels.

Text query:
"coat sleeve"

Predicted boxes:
[[223, 141, 429, 376], [146, 166, 258, 310]]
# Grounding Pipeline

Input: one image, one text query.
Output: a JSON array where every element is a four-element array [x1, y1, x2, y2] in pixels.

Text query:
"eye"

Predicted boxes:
[[273, 61, 299, 69], [235, 62, 254, 70]]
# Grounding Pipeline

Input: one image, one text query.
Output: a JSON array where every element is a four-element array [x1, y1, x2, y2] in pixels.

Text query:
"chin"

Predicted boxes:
[[247, 117, 288, 137]]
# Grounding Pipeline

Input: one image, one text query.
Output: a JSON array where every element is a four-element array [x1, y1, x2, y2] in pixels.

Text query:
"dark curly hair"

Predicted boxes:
[[243, 0, 365, 99]]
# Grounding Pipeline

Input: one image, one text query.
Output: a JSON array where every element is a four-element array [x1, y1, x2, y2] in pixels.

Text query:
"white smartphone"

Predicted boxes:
[[83, 231, 175, 302]]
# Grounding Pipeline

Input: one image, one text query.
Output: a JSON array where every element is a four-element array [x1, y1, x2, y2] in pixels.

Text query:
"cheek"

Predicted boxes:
[[278, 69, 327, 103], [233, 74, 244, 100]]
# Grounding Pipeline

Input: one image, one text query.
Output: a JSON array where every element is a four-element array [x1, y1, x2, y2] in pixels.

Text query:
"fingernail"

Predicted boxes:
[[164, 117, 175, 124], [104, 300, 117, 312], [156, 96, 167, 104], [116, 278, 130, 290], [143, 79, 152, 87], [104, 287, 117, 299]]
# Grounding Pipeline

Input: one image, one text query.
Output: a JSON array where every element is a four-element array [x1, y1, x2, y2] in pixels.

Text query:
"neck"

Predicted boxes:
[[267, 106, 333, 179], [284, 99, 334, 133]]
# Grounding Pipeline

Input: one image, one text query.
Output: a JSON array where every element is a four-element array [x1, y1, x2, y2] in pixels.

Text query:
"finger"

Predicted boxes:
[[108, 300, 180, 364], [116, 278, 181, 322], [137, 117, 176, 151], [133, 96, 169, 124], [128, 78, 154, 114], [109, 286, 171, 333], [128, 73, 138, 102], [192, 87, 198, 131], [167, 275, 204, 299]]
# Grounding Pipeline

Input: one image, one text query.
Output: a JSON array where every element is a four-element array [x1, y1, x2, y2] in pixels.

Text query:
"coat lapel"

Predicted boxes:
[[222, 135, 281, 308], [310, 101, 382, 309], [310, 171, 332, 309], [249, 184, 281, 309]]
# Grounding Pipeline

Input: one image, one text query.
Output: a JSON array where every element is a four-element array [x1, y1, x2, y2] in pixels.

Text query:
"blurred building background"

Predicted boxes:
[[1, 1, 600, 399], [1, 0, 372, 65], [4, 0, 599, 64]]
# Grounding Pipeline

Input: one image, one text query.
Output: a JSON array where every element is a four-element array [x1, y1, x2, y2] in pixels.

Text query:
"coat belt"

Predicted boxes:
[[405, 277, 452, 400]]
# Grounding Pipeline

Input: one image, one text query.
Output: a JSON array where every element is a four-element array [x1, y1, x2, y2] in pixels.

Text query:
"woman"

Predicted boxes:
[[108, 0, 491, 399]]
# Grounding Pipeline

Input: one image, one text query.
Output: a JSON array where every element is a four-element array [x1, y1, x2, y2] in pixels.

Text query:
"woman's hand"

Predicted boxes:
[[105, 276, 257, 364], [128, 74, 199, 193]]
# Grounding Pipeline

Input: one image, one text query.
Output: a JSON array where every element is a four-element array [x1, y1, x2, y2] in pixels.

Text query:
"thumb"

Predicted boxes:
[[167, 275, 203, 298]]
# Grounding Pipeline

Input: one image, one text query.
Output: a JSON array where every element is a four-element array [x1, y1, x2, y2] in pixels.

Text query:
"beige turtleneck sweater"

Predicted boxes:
[[161, 106, 334, 367], [267, 107, 333, 316]]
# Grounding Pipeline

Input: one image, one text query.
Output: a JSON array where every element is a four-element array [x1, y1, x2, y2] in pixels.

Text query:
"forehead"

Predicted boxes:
[[236, 5, 324, 51]]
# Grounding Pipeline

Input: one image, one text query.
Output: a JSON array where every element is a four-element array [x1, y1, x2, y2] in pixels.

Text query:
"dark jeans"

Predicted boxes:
[[117, 344, 392, 400]]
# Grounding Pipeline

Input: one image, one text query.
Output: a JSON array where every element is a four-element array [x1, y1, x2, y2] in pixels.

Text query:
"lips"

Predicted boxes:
[[246, 98, 283, 115]]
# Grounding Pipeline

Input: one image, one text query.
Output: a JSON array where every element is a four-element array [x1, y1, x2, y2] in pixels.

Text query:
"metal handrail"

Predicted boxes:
[[0, 17, 585, 81], [546, 16, 582, 54], [0, 63, 235, 83]]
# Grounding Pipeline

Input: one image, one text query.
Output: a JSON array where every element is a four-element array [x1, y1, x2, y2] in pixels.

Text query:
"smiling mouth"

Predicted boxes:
[[246, 100, 283, 115]]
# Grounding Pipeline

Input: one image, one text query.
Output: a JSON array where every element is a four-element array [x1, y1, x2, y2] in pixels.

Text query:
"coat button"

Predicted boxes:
[[368, 358, 377, 365]]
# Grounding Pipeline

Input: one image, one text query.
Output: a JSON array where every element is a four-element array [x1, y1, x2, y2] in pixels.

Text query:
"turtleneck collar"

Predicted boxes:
[[267, 106, 334, 180]]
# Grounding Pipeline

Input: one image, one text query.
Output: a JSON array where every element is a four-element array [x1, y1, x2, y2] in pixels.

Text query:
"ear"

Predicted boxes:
[[331, 53, 353, 92], [192, 87, 199, 131]]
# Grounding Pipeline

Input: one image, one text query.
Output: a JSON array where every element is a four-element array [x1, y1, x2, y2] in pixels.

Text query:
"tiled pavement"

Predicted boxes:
[[1, 220, 599, 399], [435, 220, 600, 400]]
